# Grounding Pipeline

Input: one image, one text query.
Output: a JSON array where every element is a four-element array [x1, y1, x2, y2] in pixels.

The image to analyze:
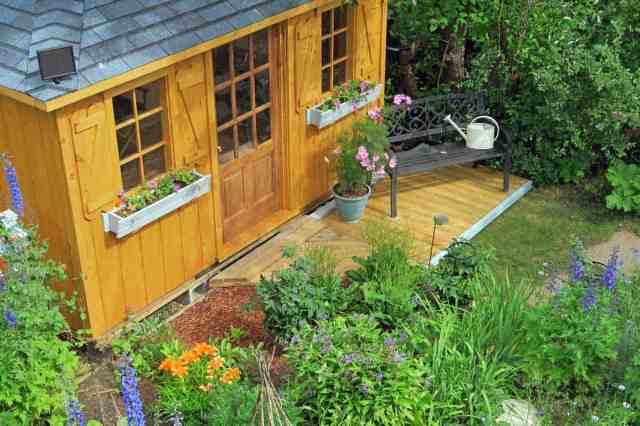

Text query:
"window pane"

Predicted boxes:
[[213, 44, 231, 84], [215, 86, 233, 125], [143, 146, 166, 180], [334, 32, 347, 59], [334, 6, 348, 30], [256, 109, 271, 144], [217, 127, 235, 164], [121, 160, 141, 191], [237, 118, 254, 157], [113, 92, 134, 123], [322, 39, 331, 66], [233, 36, 250, 76], [322, 68, 331, 92], [255, 71, 270, 108], [334, 61, 346, 87], [117, 124, 137, 160], [139, 113, 163, 149], [253, 30, 269, 67], [322, 11, 331, 36], [136, 80, 162, 114], [236, 78, 252, 117]]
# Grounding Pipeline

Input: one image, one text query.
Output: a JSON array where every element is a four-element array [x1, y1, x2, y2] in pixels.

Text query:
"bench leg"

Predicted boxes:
[[503, 155, 511, 192], [390, 171, 398, 218]]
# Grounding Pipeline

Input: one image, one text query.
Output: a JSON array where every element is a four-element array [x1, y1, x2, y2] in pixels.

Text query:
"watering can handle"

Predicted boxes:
[[471, 116, 500, 142]]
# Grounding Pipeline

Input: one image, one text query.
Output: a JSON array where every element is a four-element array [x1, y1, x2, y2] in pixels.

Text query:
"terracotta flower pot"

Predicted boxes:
[[332, 184, 371, 223]]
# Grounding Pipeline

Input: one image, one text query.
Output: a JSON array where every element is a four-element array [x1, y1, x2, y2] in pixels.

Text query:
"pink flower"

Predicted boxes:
[[389, 157, 398, 169], [393, 94, 412, 107], [118, 190, 126, 201], [368, 107, 382, 120], [333, 100, 341, 110], [174, 183, 182, 192], [360, 158, 370, 168], [372, 155, 380, 163], [148, 179, 158, 190], [360, 80, 369, 92], [376, 165, 385, 175], [334, 147, 342, 155], [355, 146, 369, 161]]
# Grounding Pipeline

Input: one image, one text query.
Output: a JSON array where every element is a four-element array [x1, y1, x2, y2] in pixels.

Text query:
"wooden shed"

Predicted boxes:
[[0, 0, 388, 337]]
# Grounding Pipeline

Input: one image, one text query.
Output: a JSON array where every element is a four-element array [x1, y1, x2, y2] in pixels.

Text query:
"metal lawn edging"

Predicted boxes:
[[102, 172, 212, 239]]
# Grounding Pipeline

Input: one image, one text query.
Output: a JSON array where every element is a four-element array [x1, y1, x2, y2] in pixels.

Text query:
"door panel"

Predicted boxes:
[[212, 28, 281, 244]]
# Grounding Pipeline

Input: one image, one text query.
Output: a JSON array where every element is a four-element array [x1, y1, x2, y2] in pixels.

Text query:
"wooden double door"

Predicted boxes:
[[212, 27, 283, 245]]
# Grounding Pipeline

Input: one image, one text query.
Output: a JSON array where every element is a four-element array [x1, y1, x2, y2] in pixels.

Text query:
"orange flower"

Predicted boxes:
[[220, 367, 241, 385], [208, 356, 225, 371], [159, 357, 189, 378], [193, 342, 217, 357], [179, 350, 201, 365], [172, 363, 188, 378], [159, 357, 180, 372]]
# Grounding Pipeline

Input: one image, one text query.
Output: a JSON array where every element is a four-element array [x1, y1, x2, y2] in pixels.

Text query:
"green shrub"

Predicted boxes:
[[257, 247, 354, 341], [111, 316, 176, 380], [605, 161, 640, 213], [524, 246, 626, 396], [287, 314, 430, 426], [0, 224, 80, 425]]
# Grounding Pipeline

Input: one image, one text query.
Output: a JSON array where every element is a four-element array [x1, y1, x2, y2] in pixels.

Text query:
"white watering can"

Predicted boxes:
[[444, 115, 500, 150]]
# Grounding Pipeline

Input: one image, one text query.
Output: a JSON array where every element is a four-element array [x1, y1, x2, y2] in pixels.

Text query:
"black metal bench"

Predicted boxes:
[[384, 92, 512, 218]]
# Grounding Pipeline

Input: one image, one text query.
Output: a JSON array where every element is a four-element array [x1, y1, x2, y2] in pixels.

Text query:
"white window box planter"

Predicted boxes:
[[102, 172, 211, 239], [306, 84, 382, 129]]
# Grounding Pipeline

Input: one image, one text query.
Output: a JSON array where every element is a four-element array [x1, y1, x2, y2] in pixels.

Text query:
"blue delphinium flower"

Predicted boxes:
[[375, 372, 384, 381], [601, 247, 620, 292], [118, 356, 146, 426], [582, 284, 596, 312], [569, 252, 585, 283], [66, 399, 86, 426], [383, 337, 396, 347], [4, 309, 16, 328], [2, 155, 24, 218], [342, 353, 358, 365], [0, 272, 5, 292]]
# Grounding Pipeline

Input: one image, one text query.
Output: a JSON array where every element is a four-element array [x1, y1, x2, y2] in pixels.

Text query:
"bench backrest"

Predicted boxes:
[[387, 92, 488, 144]]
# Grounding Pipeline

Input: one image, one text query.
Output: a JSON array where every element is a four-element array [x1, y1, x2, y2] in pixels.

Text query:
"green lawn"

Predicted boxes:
[[475, 185, 640, 285]]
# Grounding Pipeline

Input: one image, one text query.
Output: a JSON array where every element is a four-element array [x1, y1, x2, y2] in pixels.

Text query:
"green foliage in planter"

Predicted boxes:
[[118, 169, 200, 217], [287, 314, 430, 426], [0, 224, 80, 425], [606, 161, 640, 213], [317, 80, 378, 112], [257, 246, 355, 341]]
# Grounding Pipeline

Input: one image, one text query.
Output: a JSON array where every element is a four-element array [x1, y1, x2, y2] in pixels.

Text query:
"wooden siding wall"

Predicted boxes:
[[0, 95, 83, 328], [286, 0, 388, 211], [55, 59, 218, 337]]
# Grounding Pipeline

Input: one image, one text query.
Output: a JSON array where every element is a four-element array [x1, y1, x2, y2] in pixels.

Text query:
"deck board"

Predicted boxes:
[[215, 165, 531, 283]]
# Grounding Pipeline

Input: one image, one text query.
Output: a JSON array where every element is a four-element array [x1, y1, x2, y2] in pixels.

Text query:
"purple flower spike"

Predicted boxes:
[[118, 356, 146, 426], [2, 155, 24, 218], [602, 247, 620, 292], [569, 250, 585, 283], [4, 309, 16, 329], [66, 399, 86, 426], [582, 284, 596, 312]]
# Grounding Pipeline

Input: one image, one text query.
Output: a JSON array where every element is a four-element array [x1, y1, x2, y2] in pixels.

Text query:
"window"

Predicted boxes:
[[212, 29, 273, 165], [321, 5, 350, 93], [112, 79, 169, 191]]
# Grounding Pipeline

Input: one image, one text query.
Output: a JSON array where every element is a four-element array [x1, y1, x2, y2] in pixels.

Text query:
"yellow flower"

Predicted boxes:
[[198, 383, 213, 393], [208, 356, 225, 370]]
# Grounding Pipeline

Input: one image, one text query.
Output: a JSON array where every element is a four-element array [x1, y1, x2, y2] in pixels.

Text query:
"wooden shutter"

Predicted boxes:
[[174, 55, 209, 167], [355, 0, 383, 81], [70, 100, 120, 218], [295, 11, 322, 112]]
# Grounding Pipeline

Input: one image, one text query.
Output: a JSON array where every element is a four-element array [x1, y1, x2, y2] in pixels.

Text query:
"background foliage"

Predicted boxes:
[[387, 0, 640, 186]]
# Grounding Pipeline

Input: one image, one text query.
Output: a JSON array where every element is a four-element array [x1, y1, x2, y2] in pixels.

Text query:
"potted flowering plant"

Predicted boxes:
[[330, 119, 396, 223]]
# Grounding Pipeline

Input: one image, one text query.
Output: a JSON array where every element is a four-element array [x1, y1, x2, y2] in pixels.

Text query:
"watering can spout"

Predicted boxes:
[[444, 114, 468, 142]]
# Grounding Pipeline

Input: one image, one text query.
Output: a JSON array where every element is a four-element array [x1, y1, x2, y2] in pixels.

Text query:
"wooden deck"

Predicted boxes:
[[212, 165, 531, 285]]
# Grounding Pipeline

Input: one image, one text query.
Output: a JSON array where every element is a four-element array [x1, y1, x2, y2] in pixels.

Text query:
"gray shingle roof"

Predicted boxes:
[[0, 0, 308, 102]]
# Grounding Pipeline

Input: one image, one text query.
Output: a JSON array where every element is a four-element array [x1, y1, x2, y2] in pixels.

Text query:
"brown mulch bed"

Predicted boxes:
[[171, 286, 271, 347]]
